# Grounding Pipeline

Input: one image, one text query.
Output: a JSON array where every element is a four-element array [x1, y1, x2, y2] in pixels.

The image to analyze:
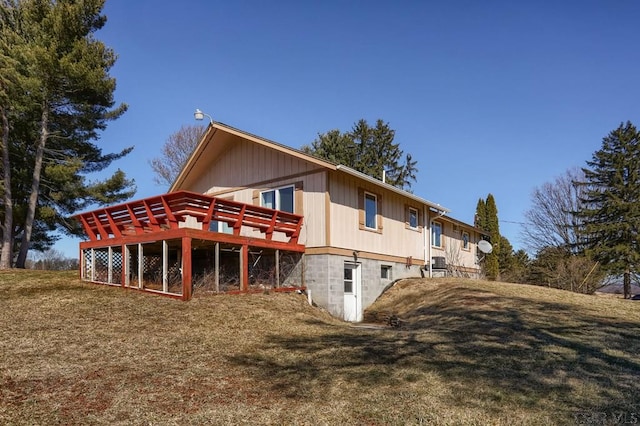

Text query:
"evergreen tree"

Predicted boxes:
[[474, 194, 501, 280], [474, 198, 486, 229], [575, 121, 640, 299], [498, 235, 514, 276], [484, 194, 501, 280], [302, 119, 418, 191], [0, 0, 135, 268]]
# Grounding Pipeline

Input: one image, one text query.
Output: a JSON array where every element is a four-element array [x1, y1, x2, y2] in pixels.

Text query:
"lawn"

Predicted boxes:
[[1, 271, 639, 425]]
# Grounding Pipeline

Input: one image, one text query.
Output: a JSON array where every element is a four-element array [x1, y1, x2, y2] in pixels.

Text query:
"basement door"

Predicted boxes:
[[343, 262, 362, 322]]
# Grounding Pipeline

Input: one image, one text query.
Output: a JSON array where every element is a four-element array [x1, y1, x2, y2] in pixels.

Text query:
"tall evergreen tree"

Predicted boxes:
[[484, 194, 501, 280], [474, 194, 501, 280], [0, 0, 135, 268], [474, 198, 486, 229], [302, 119, 418, 191], [575, 121, 640, 299]]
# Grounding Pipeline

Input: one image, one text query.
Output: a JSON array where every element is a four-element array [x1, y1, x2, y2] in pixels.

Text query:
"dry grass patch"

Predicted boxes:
[[1, 272, 639, 425]]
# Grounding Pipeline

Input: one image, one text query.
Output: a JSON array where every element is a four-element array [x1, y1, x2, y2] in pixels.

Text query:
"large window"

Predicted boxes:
[[364, 192, 377, 230], [261, 185, 294, 213], [431, 221, 443, 248]]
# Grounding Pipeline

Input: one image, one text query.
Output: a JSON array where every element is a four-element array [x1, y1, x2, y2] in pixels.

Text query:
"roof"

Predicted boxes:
[[171, 120, 451, 214]]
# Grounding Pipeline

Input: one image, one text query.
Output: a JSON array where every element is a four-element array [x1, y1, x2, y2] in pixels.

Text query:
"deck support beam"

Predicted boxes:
[[275, 249, 280, 287], [182, 237, 192, 300], [214, 242, 220, 292], [241, 244, 249, 291]]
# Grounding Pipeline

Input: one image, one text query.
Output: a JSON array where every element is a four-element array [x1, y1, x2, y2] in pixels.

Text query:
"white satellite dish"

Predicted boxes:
[[478, 240, 493, 254]]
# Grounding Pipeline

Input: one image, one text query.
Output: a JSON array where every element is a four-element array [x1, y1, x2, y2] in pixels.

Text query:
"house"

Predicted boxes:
[[75, 121, 484, 322]]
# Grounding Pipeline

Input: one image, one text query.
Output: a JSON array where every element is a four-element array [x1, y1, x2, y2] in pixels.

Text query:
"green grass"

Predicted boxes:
[[1, 271, 639, 425]]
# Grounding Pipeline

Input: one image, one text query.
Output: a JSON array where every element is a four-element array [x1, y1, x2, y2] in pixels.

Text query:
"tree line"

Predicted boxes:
[[0, 0, 134, 269], [478, 122, 640, 298]]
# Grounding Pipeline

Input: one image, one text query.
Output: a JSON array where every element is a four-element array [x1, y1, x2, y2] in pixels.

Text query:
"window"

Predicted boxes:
[[260, 185, 294, 213], [408, 207, 419, 229], [344, 266, 353, 293], [381, 265, 392, 280], [462, 231, 470, 250], [431, 221, 442, 248], [364, 192, 377, 229], [358, 188, 382, 232], [209, 220, 233, 234]]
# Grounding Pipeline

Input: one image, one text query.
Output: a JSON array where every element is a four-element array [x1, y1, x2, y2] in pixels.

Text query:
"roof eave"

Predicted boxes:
[[335, 165, 450, 213]]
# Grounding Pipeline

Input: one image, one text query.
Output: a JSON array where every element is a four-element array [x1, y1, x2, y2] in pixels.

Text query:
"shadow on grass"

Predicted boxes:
[[228, 287, 640, 419]]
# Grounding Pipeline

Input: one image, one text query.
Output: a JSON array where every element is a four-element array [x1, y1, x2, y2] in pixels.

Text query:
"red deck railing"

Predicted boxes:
[[74, 190, 303, 244]]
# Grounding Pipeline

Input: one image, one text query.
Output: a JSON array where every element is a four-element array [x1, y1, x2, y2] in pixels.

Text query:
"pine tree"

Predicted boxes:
[[0, 0, 135, 268], [474, 198, 486, 229], [575, 121, 640, 299], [474, 194, 501, 280], [484, 194, 501, 280], [302, 119, 418, 191]]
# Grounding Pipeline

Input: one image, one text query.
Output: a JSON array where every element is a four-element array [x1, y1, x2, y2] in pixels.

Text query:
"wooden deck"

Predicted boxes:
[[74, 191, 305, 300]]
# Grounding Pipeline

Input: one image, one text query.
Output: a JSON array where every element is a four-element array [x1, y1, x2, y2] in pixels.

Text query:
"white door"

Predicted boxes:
[[343, 262, 362, 322]]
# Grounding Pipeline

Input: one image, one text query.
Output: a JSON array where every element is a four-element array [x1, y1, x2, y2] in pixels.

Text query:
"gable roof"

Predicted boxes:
[[170, 121, 449, 214]]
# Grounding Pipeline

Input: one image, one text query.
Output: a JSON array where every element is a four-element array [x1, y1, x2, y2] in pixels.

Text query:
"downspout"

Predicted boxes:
[[424, 205, 429, 278]]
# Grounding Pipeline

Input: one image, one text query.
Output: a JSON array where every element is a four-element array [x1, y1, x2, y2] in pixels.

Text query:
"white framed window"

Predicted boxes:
[[260, 185, 294, 213], [462, 231, 470, 250], [408, 207, 419, 229], [364, 192, 377, 230], [431, 221, 443, 248], [381, 265, 392, 280]]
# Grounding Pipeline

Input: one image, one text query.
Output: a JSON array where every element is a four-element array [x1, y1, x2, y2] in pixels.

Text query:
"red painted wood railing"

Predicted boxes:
[[74, 191, 303, 244]]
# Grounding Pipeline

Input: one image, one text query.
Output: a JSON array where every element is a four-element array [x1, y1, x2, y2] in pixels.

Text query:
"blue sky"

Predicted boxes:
[[55, 0, 640, 257]]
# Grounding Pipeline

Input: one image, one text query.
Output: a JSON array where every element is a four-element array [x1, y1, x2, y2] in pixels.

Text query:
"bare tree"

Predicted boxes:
[[149, 124, 205, 188], [522, 168, 585, 254], [28, 249, 78, 271]]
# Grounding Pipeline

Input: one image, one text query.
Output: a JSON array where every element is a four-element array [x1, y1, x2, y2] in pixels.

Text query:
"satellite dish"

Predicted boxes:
[[478, 240, 493, 254]]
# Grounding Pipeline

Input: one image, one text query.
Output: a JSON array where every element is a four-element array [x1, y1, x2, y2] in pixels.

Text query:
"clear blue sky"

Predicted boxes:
[[55, 0, 640, 257]]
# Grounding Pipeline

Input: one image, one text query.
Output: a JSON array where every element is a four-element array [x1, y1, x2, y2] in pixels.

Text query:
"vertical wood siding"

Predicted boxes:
[[179, 137, 327, 246], [329, 172, 425, 259]]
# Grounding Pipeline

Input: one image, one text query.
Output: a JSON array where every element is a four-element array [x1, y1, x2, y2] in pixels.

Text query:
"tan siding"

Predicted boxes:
[[179, 137, 328, 247], [328, 172, 424, 259], [430, 220, 480, 271]]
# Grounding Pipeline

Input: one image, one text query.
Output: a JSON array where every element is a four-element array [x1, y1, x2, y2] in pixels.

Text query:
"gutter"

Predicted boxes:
[[426, 208, 447, 278]]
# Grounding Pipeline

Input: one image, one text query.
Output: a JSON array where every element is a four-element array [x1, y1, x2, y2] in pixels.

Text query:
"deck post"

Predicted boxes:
[[137, 243, 143, 289], [90, 248, 95, 282], [241, 244, 249, 291], [123, 244, 128, 287], [162, 240, 168, 293], [182, 237, 192, 300], [275, 249, 280, 287], [214, 242, 220, 292], [108, 246, 113, 284]]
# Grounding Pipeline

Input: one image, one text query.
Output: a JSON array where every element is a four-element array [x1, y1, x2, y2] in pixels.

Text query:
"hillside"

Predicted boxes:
[[1, 271, 639, 425]]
